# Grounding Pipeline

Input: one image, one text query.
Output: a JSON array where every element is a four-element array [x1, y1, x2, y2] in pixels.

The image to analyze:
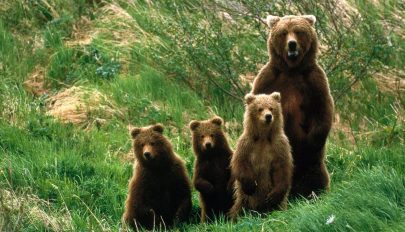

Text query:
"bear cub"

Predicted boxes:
[[123, 124, 192, 230], [229, 92, 293, 219], [190, 116, 234, 222]]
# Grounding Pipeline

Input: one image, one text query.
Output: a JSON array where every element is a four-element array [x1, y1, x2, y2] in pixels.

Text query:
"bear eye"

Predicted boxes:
[[150, 142, 155, 146], [210, 134, 214, 137], [258, 108, 264, 112], [201, 135, 204, 138], [269, 107, 274, 111], [296, 30, 304, 35], [281, 31, 288, 36], [141, 143, 145, 147]]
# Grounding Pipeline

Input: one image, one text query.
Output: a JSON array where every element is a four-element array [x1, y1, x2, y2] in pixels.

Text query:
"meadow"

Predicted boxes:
[[0, 0, 404, 231]]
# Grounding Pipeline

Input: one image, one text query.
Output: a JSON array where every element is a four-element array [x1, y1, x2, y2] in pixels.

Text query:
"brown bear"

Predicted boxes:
[[251, 15, 334, 198], [189, 116, 234, 222], [229, 92, 293, 219], [122, 124, 192, 230]]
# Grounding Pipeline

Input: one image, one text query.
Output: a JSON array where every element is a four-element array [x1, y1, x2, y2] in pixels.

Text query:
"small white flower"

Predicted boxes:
[[387, 36, 392, 47], [326, 214, 336, 225]]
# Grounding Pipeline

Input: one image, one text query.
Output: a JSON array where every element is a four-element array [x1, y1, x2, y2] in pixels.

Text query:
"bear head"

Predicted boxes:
[[244, 92, 282, 127], [189, 116, 227, 155], [266, 15, 318, 68], [130, 123, 173, 168]]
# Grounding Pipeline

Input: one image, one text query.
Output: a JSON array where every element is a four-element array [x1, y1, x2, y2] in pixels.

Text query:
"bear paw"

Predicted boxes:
[[240, 178, 257, 195]]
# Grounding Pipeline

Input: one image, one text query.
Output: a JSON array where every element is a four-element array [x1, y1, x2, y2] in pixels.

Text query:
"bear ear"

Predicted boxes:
[[266, 15, 280, 28], [270, 92, 281, 102], [211, 116, 223, 126], [130, 128, 141, 139], [245, 93, 256, 105], [152, 123, 164, 134], [189, 120, 200, 131], [302, 15, 316, 26]]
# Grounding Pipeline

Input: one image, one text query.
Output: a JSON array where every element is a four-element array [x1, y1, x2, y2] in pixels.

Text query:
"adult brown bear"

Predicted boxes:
[[251, 15, 334, 198]]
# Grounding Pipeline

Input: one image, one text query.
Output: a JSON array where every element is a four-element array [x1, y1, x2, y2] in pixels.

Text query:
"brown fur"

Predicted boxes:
[[229, 93, 293, 219], [252, 15, 334, 198], [189, 116, 234, 222], [123, 124, 192, 230]]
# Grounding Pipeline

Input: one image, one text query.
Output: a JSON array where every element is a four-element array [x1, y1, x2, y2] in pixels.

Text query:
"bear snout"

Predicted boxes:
[[202, 137, 214, 150], [143, 145, 154, 160], [143, 151, 152, 160], [286, 34, 300, 60], [288, 40, 297, 50], [205, 142, 213, 149], [265, 114, 273, 123]]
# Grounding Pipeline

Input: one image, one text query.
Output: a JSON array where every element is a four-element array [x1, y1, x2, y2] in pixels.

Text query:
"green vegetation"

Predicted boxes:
[[0, 0, 403, 231]]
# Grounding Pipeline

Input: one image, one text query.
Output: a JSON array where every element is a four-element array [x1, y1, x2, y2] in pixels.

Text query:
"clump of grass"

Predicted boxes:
[[104, 66, 208, 129], [0, 187, 73, 231], [46, 86, 124, 129]]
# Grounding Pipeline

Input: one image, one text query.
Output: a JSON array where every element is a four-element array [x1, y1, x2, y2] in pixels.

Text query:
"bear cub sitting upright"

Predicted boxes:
[[189, 116, 234, 222], [230, 92, 293, 219], [123, 124, 191, 230]]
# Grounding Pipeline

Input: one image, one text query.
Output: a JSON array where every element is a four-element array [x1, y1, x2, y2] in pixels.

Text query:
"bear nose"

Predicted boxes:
[[265, 114, 273, 123], [143, 152, 151, 160], [205, 142, 212, 149], [288, 40, 297, 50]]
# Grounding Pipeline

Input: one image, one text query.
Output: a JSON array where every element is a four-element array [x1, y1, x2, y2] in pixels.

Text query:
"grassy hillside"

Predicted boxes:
[[0, 0, 404, 231]]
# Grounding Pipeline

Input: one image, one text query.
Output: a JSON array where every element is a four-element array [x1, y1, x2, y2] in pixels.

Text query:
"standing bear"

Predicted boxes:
[[123, 124, 192, 230], [251, 15, 334, 198], [229, 92, 293, 219], [189, 116, 234, 222]]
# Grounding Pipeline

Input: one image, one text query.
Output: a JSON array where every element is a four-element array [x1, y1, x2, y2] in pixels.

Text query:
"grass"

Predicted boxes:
[[0, 0, 404, 231]]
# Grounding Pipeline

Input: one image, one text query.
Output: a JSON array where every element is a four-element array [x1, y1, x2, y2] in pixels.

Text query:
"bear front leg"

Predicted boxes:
[[235, 161, 256, 195], [125, 207, 155, 230], [174, 172, 192, 223], [123, 189, 155, 229], [232, 138, 257, 195], [194, 178, 215, 195], [291, 161, 330, 198], [175, 196, 192, 222], [306, 68, 334, 154], [306, 117, 332, 154], [239, 176, 257, 196], [265, 156, 293, 211], [251, 62, 277, 94]]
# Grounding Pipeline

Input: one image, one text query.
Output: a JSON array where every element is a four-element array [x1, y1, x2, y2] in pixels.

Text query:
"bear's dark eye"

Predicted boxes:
[[141, 143, 145, 147], [281, 31, 288, 36], [258, 108, 263, 112], [296, 31, 304, 35], [150, 142, 155, 146], [201, 135, 204, 138], [269, 107, 274, 111], [210, 134, 214, 137]]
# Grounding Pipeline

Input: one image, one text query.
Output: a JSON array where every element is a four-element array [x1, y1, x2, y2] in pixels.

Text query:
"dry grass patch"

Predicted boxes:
[[0, 189, 72, 231], [374, 68, 405, 95], [23, 65, 48, 96], [65, 16, 96, 47], [46, 86, 124, 129]]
